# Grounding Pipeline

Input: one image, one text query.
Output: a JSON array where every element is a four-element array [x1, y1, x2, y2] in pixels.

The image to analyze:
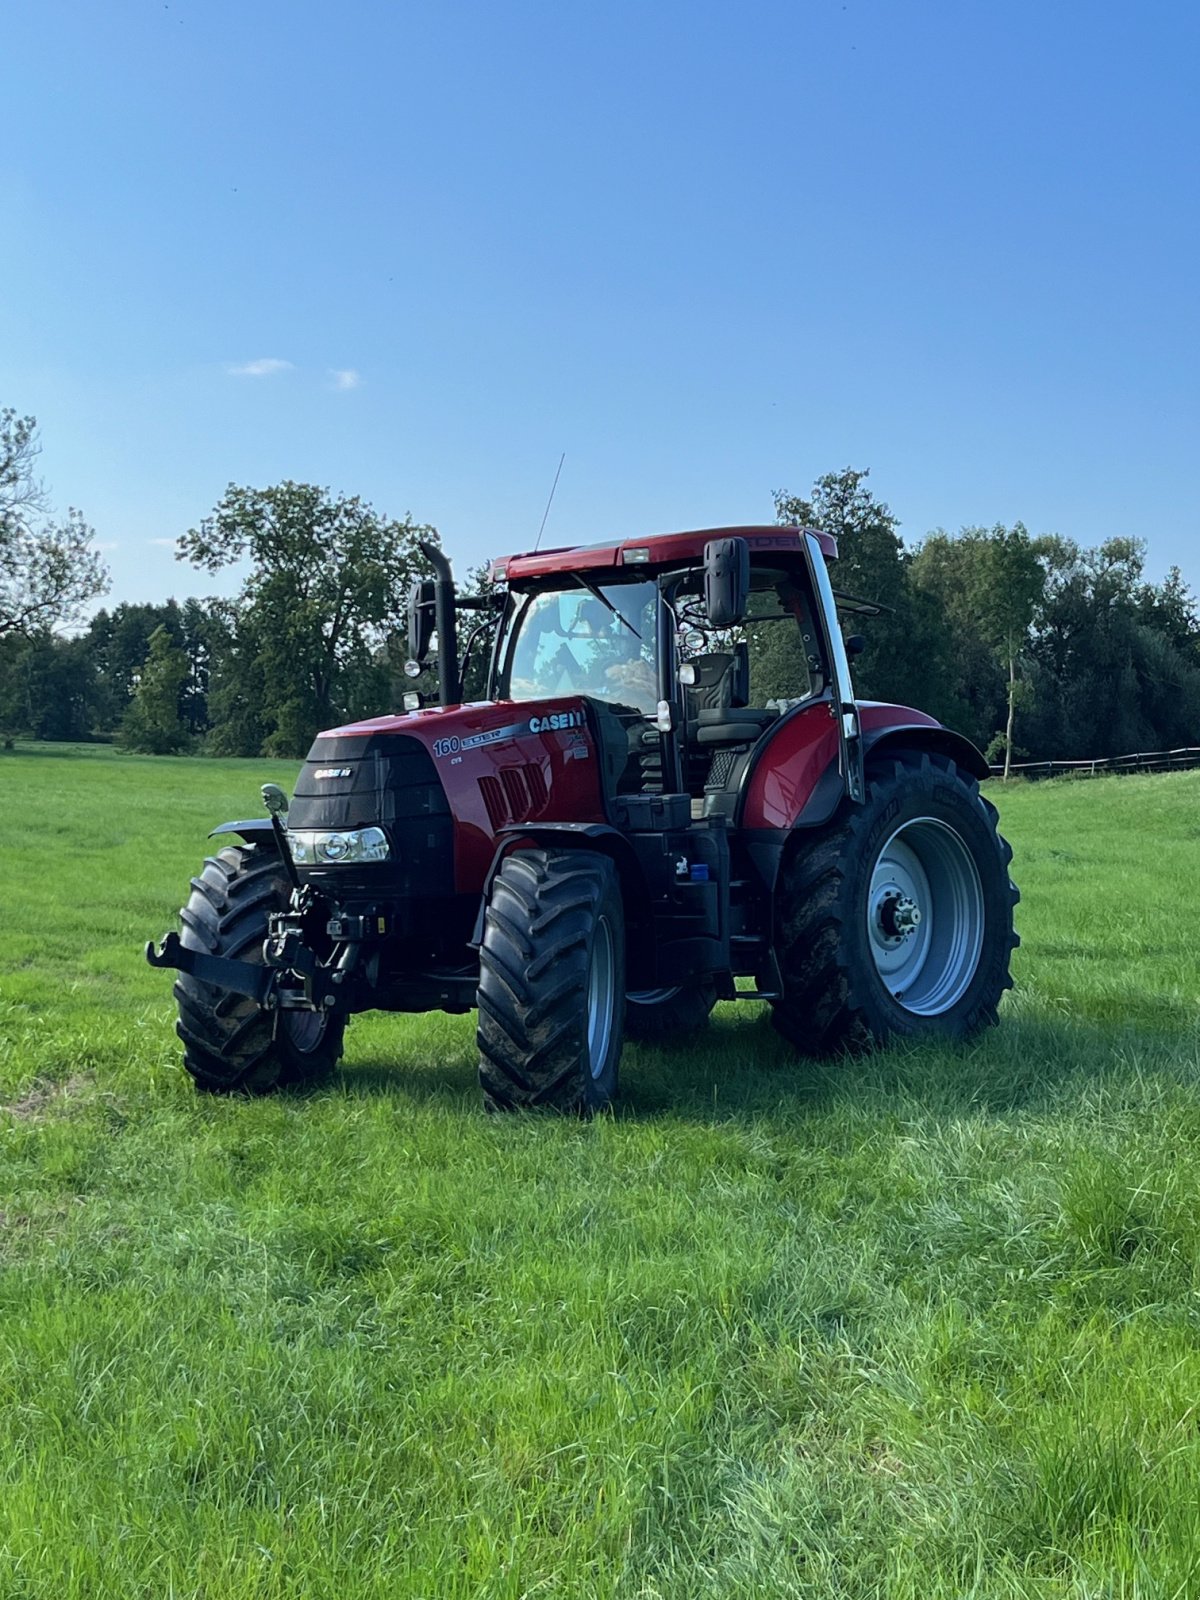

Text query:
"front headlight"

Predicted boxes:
[[287, 827, 391, 865]]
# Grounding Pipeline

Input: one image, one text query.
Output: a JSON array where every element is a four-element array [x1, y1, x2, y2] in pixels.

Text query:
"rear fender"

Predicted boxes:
[[737, 709, 989, 895], [863, 724, 989, 781], [739, 702, 985, 832]]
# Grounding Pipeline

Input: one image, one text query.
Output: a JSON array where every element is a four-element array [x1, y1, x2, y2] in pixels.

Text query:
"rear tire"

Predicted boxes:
[[625, 980, 717, 1042], [174, 843, 345, 1094], [477, 848, 625, 1114], [771, 751, 1018, 1055]]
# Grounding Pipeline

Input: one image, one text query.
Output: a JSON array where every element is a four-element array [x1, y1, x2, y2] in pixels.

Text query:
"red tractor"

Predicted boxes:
[[147, 526, 1017, 1112]]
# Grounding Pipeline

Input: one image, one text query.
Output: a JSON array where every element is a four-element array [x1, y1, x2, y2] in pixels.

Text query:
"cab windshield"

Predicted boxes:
[[499, 579, 660, 714]]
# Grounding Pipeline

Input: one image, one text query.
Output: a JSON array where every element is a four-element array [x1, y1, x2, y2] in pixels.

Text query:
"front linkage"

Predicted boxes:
[[146, 886, 365, 1016]]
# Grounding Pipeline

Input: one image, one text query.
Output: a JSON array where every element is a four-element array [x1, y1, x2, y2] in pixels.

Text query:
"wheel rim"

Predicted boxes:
[[866, 817, 985, 1016], [586, 916, 616, 1078], [627, 987, 680, 1007], [280, 1008, 327, 1054]]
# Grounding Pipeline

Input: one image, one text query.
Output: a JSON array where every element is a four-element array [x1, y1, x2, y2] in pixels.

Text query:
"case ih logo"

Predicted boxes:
[[314, 767, 353, 779], [528, 710, 584, 734]]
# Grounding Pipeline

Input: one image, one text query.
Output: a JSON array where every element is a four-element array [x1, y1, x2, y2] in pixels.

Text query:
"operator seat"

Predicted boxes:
[[683, 645, 778, 792], [685, 645, 778, 745]]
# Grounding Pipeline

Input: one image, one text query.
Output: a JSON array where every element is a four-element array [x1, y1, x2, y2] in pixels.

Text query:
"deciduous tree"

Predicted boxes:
[[178, 482, 437, 756], [0, 409, 108, 637], [769, 468, 960, 723], [914, 524, 1045, 778], [119, 625, 191, 754]]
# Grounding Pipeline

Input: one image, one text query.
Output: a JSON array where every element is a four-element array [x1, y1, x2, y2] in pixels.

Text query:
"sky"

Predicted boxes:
[[3, 0, 1198, 612]]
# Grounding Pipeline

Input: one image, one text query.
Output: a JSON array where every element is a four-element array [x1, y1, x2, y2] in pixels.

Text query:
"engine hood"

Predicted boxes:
[[313, 697, 606, 891]]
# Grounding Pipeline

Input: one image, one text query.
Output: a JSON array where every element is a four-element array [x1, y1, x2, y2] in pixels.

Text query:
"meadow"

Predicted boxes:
[[2, 743, 1199, 1599]]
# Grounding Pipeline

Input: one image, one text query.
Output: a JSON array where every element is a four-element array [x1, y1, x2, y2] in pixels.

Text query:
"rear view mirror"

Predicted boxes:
[[407, 577, 436, 664], [704, 537, 750, 629]]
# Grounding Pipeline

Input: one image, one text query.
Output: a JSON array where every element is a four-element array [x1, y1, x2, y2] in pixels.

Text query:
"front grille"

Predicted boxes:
[[289, 732, 455, 902], [290, 734, 449, 831]]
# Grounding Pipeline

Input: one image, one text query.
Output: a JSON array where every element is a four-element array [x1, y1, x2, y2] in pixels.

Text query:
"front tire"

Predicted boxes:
[[771, 751, 1018, 1054], [174, 843, 345, 1094], [477, 848, 625, 1114]]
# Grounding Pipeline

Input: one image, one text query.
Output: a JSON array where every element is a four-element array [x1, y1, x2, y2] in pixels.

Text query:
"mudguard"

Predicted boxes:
[[739, 701, 986, 833], [209, 820, 278, 846], [735, 702, 989, 900], [469, 822, 643, 949]]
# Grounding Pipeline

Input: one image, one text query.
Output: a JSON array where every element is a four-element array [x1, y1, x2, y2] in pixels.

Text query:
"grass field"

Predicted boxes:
[[2, 743, 1200, 1598]]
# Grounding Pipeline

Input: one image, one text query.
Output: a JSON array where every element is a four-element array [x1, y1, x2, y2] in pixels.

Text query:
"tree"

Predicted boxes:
[[1018, 537, 1200, 762], [0, 409, 109, 637], [913, 524, 1045, 778], [119, 625, 191, 754], [178, 482, 438, 756], [0, 630, 103, 743], [84, 596, 228, 735], [770, 468, 961, 723]]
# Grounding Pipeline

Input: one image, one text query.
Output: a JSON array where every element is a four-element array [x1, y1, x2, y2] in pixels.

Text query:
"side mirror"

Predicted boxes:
[[845, 634, 867, 658], [407, 577, 436, 664], [704, 537, 750, 629]]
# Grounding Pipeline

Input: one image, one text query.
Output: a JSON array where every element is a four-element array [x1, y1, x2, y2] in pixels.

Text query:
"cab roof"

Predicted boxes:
[[489, 525, 838, 585]]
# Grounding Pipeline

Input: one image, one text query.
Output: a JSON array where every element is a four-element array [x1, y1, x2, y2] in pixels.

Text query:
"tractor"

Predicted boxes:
[[147, 526, 1018, 1112]]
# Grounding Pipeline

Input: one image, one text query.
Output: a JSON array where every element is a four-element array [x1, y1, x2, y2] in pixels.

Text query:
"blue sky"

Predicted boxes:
[[3, 0, 1197, 609]]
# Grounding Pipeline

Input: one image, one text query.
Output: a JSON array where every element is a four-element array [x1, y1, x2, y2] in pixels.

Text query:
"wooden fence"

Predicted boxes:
[[990, 747, 1200, 780]]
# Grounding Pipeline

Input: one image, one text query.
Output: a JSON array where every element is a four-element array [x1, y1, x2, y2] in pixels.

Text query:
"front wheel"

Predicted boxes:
[[174, 843, 345, 1093], [477, 848, 625, 1114], [771, 751, 1018, 1054]]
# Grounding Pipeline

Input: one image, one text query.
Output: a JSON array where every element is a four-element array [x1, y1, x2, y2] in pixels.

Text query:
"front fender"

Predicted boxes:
[[209, 820, 279, 847], [469, 822, 644, 948]]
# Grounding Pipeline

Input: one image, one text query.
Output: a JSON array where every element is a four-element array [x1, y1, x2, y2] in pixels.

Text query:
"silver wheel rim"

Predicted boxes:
[[867, 817, 985, 1016], [586, 916, 616, 1078], [280, 1009, 327, 1054], [627, 987, 680, 1007]]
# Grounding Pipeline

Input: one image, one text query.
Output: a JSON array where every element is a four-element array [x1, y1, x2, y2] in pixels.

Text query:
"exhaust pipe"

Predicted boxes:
[[418, 540, 461, 706]]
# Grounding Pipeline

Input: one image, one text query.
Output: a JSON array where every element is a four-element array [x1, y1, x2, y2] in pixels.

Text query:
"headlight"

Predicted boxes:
[[287, 827, 391, 865]]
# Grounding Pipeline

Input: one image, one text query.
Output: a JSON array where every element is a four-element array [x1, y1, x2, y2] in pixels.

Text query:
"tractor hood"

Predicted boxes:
[[301, 698, 606, 891]]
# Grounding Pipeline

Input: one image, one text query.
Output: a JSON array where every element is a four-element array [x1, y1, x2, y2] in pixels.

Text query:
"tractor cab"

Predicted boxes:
[[480, 527, 862, 820]]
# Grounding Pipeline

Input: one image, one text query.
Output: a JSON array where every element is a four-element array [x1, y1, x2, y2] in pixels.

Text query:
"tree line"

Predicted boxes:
[[3, 408, 1198, 767]]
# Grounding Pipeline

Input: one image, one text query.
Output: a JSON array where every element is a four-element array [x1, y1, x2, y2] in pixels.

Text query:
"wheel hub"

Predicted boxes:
[[877, 890, 923, 942], [865, 817, 985, 1016]]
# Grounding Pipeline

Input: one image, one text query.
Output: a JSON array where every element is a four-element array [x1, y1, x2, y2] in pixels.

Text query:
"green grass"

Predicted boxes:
[[2, 742, 1200, 1598]]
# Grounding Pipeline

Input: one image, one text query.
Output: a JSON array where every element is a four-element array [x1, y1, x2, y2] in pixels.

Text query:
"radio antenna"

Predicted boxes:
[[533, 452, 565, 551]]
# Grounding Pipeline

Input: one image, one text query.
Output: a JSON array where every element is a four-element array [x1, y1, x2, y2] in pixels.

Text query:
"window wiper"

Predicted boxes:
[[569, 573, 642, 640]]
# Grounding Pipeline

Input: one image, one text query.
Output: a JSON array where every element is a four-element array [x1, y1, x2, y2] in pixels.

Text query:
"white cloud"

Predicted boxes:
[[329, 368, 361, 391], [148, 537, 177, 547], [228, 357, 294, 377]]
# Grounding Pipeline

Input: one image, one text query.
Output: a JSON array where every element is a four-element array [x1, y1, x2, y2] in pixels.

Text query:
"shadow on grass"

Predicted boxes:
[[325, 1004, 1200, 1124], [325, 1057, 481, 1108]]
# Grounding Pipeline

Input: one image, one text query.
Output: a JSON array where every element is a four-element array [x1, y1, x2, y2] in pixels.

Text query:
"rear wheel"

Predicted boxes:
[[624, 980, 717, 1042], [174, 843, 344, 1094], [771, 751, 1018, 1054], [477, 848, 625, 1114]]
